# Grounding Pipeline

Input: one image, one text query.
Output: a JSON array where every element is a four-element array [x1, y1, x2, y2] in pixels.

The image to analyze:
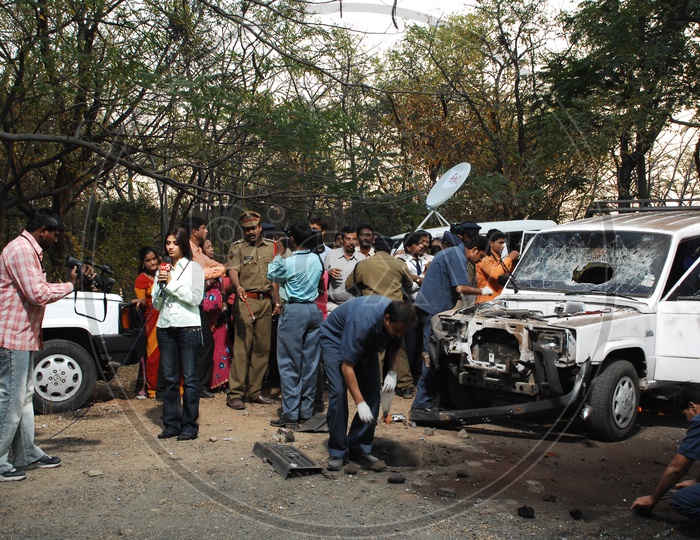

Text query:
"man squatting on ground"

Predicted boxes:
[[266, 223, 324, 427], [320, 296, 416, 471], [631, 384, 700, 520], [0, 209, 85, 481]]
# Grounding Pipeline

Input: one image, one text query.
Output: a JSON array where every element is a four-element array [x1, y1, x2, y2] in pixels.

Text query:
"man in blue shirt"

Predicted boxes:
[[411, 236, 489, 412], [320, 296, 416, 471], [267, 224, 324, 427], [632, 384, 700, 520]]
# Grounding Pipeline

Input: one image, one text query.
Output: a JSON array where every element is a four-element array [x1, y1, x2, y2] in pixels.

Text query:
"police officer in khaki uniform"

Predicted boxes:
[[225, 211, 280, 410]]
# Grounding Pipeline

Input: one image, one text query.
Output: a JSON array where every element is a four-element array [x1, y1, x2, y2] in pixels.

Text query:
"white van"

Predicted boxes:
[[392, 219, 557, 253]]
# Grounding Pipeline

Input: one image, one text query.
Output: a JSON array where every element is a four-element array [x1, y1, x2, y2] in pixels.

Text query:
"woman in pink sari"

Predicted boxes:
[[202, 239, 232, 390]]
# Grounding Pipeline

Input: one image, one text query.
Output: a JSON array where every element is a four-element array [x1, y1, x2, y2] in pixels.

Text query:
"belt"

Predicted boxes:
[[288, 300, 314, 304], [243, 291, 271, 300]]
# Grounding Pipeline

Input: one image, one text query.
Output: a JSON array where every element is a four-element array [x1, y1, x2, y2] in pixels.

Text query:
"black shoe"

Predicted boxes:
[[398, 387, 414, 399], [177, 432, 197, 441], [0, 468, 26, 481], [349, 452, 386, 471], [327, 457, 345, 471], [270, 417, 297, 428], [349, 452, 379, 467], [20, 454, 62, 470], [158, 430, 179, 439], [199, 390, 215, 399]]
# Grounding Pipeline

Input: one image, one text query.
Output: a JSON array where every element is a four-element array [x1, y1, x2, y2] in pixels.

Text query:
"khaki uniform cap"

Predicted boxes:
[[240, 211, 261, 227]]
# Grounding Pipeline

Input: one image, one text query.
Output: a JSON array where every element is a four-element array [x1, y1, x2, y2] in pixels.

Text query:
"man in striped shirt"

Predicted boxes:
[[0, 209, 79, 482]]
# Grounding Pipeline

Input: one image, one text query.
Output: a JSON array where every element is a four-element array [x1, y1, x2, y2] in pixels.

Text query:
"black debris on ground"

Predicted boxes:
[[436, 487, 456, 499], [387, 473, 407, 484], [518, 505, 535, 519]]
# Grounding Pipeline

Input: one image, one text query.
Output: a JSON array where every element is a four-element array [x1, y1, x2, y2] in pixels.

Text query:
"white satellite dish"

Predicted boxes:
[[398, 162, 472, 244], [425, 162, 471, 209]]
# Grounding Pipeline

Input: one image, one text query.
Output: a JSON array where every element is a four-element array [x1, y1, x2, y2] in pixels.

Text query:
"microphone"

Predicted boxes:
[[159, 256, 172, 290]]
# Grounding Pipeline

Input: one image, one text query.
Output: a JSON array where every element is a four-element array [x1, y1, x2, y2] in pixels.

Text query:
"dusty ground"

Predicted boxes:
[[2, 365, 700, 539]]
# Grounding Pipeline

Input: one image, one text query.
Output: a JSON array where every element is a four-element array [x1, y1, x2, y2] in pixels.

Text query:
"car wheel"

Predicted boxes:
[[587, 360, 639, 441], [33, 340, 97, 414]]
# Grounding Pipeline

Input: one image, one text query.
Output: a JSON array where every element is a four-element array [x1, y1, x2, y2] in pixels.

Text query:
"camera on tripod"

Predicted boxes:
[[65, 256, 116, 293]]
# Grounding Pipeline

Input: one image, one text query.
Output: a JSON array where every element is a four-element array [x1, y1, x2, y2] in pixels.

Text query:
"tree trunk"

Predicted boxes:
[[617, 135, 633, 203]]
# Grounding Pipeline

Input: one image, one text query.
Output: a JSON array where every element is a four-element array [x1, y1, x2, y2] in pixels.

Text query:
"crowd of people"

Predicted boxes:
[[127, 212, 522, 467], [1, 207, 699, 523]]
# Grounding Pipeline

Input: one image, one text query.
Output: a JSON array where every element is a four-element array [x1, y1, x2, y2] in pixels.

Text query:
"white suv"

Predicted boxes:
[[412, 209, 700, 440], [36, 291, 144, 413]]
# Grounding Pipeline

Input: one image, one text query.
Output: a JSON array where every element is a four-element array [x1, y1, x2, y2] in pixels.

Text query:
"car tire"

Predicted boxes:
[[587, 360, 639, 441], [33, 340, 97, 414]]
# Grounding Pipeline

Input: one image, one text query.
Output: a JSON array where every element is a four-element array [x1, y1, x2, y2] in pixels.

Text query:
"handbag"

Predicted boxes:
[[203, 280, 223, 312]]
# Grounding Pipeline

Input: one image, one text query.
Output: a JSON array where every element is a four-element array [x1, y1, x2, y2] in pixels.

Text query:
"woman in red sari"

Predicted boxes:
[[134, 246, 161, 398]]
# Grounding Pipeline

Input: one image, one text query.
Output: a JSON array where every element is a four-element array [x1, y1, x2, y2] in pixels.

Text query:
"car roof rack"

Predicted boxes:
[[585, 199, 700, 217]]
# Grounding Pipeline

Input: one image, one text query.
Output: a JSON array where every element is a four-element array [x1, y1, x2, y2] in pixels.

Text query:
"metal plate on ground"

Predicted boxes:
[[253, 442, 322, 478], [295, 412, 328, 433]]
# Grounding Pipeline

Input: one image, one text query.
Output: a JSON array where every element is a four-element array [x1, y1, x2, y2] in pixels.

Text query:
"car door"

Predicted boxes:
[[654, 256, 700, 383]]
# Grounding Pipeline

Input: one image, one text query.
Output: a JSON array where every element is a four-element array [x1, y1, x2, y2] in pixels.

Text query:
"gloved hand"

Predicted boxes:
[[382, 370, 397, 393], [481, 286, 494, 296], [356, 401, 375, 424]]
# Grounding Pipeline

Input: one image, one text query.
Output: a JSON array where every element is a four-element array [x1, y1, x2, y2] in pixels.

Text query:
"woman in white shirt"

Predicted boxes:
[[152, 226, 205, 440]]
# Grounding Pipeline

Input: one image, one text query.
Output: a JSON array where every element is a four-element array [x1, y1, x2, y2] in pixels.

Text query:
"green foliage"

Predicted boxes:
[[545, 0, 700, 201], [66, 198, 162, 300]]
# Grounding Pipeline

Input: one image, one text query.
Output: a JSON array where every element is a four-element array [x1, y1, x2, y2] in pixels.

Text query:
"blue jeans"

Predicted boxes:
[[412, 309, 437, 410], [0, 348, 44, 473], [277, 303, 323, 422], [321, 335, 380, 459], [157, 327, 201, 437], [672, 483, 700, 520]]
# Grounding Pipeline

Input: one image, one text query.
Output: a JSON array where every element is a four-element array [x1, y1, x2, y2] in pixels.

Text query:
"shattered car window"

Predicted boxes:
[[513, 231, 671, 297]]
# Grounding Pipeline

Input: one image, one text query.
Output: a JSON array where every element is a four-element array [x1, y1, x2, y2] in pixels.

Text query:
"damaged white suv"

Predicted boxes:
[[412, 209, 700, 440]]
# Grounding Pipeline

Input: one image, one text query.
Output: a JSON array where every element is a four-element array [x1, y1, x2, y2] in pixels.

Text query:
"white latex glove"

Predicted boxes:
[[356, 401, 374, 424], [481, 286, 494, 295], [382, 370, 397, 393]]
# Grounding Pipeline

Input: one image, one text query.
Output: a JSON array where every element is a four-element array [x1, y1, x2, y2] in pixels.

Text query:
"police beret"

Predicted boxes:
[[459, 221, 481, 234]]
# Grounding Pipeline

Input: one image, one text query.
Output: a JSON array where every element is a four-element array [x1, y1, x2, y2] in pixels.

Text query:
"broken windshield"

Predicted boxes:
[[513, 231, 671, 297]]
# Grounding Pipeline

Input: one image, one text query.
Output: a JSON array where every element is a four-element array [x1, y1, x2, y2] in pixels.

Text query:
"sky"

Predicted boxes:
[[306, 0, 581, 46]]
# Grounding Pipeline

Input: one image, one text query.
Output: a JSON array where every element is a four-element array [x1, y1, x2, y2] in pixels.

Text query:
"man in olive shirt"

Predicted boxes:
[[345, 236, 414, 301], [225, 211, 280, 410]]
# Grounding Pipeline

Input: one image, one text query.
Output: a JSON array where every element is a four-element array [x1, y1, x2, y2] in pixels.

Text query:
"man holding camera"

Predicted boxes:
[[0, 209, 81, 481], [266, 224, 324, 427]]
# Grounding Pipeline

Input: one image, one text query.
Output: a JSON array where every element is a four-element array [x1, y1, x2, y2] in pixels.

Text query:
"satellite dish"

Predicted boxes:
[[425, 162, 471, 209]]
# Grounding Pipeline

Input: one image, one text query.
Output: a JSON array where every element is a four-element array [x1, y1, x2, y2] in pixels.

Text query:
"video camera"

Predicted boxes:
[[66, 256, 116, 293]]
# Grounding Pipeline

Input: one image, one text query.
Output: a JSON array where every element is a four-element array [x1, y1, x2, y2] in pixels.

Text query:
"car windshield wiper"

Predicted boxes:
[[565, 289, 638, 301], [498, 272, 520, 293]]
